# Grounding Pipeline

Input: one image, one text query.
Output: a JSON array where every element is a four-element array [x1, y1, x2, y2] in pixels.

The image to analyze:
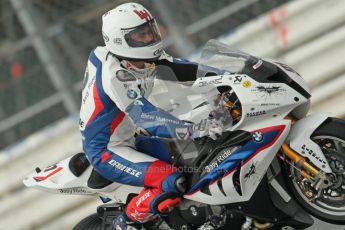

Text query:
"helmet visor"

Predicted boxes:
[[124, 20, 161, 48]]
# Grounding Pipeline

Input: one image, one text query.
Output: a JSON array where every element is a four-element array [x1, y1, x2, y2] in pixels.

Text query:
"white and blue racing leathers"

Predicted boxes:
[[79, 46, 197, 221]]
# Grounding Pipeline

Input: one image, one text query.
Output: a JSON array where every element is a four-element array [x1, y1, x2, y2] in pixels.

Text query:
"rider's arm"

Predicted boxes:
[[125, 97, 193, 139], [100, 54, 191, 140], [125, 97, 223, 140], [154, 52, 224, 83], [154, 52, 198, 82]]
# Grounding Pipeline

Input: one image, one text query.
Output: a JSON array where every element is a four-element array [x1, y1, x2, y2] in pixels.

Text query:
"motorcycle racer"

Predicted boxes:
[[78, 2, 222, 229]]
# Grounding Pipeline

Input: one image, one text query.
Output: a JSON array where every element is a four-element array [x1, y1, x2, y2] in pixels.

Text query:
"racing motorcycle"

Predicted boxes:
[[23, 40, 345, 230]]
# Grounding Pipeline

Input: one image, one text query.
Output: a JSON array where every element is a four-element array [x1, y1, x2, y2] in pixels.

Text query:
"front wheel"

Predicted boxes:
[[72, 213, 103, 230], [286, 117, 345, 224]]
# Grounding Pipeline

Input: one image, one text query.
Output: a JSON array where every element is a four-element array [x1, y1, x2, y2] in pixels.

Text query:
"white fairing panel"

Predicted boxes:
[[265, 58, 311, 96], [184, 120, 290, 205], [187, 74, 307, 130], [23, 156, 96, 195], [23, 154, 142, 203], [287, 113, 332, 173]]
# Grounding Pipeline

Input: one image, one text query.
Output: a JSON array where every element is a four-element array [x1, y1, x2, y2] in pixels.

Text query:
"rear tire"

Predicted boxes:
[[286, 117, 345, 224], [72, 213, 103, 230]]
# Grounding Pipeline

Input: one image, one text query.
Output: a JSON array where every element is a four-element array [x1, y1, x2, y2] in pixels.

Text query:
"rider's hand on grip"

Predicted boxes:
[[191, 118, 223, 140]]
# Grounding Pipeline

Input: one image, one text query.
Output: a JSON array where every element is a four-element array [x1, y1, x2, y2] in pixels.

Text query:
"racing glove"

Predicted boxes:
[[175, 118, 223, 141], [190, 118, 223, 140]]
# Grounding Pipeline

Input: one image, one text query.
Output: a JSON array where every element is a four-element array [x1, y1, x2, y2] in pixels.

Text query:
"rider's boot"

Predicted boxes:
[[112, 213, 141, 230]]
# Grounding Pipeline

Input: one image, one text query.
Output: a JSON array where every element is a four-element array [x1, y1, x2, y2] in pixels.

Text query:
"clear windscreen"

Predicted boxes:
[[196, 39, 262, 78]]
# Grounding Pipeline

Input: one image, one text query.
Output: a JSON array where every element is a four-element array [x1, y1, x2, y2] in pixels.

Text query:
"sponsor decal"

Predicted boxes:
[[130, 210, 156, 223], [260, 103, 280, 106], [190, 206, 198, 216], [242, 80, 252, 88], [175, 127, 189, 140], [125, 62, 132, 69], [136, 191, 151, 207], [244, 162, 264, 186], [133, 9, 152, 22], [204, 147, 235, 173], [108, 159, 142, 178], [58, 187, 93, 195], [198, 76, 223, 87], [114, 38, 122, 45], [82, 68, 89, 90], [301, 144, 327, 165], [252, 131, 263, 142], [140, 113, 180, 125], [134, 100, 144, 106], [102, 32, 109, 42], [234, 76, 243, 84], [244, 162, 257, 179], [246, 110, 266, 117], [79, 118, 84, 129], [256, 86, 281, 94], [253, 59, 263, 70], [127, 89, 138, 99], [116, 70, 136, 82], [123, 83, 146, 97], [252, 85, 286, 100], [82, 75, 96, 104]]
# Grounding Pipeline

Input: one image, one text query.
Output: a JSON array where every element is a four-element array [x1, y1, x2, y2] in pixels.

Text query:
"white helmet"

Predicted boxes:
[[102, 3, 163, 61]]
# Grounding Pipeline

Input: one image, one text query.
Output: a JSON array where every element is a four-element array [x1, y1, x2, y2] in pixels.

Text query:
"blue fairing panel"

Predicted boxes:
[[187, 128, 281, 194]]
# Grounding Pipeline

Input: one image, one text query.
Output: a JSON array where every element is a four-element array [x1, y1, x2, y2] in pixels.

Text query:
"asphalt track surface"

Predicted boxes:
[[306, 218, 344, 230], [219, 215, 344, 229]]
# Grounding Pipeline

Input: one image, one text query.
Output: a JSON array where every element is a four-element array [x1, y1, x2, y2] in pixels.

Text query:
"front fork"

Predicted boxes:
[[281, 116, 331, 199], [281, 143, 318, 180]]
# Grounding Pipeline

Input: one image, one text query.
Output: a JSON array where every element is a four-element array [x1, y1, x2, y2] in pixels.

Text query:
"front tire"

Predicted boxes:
[[72, 213, 103, 230], [286, 117, 345, 224]]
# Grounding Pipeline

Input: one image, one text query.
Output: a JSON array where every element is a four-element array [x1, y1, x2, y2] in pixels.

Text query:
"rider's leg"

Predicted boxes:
[[125, 160, 187, 222], [91, 146, 186, 224]]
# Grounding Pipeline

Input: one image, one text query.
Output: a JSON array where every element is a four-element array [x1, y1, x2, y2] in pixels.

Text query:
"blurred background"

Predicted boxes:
[[0, 0, 345, 229]]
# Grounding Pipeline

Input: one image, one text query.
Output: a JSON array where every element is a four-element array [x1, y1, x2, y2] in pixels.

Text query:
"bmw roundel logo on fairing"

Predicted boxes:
[[253, 131, 263, 142], [127, 89, 138, 99]]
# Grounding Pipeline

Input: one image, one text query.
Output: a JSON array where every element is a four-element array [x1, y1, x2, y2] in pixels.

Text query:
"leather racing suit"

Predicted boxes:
[[79, 46, 198, 222]]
